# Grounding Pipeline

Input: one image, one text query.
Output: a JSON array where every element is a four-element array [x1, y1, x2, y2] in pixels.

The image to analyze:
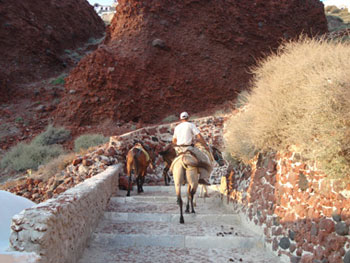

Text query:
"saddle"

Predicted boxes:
[[133, 143, 150, 162], [170, 147, 212, 172]]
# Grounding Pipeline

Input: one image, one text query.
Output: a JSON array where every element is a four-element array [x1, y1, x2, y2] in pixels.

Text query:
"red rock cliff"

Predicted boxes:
[[0, 0, 105, 102], [53, 0, 327, 126]]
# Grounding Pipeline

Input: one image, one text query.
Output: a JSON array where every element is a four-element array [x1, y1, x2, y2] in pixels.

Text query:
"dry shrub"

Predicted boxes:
[[0, 143, 64, 172], [225, 37, 350, 178], [0, 178, 26, 190], [33, 152, 77, 182], [74, 134, 109, 152], [32, 124, 71, 146]]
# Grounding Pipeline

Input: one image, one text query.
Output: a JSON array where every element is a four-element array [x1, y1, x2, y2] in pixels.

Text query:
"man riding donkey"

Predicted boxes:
[[172, 111, 213, 186]]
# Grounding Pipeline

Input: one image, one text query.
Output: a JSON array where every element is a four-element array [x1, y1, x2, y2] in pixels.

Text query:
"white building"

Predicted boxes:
[[323, 0, 350, 10]]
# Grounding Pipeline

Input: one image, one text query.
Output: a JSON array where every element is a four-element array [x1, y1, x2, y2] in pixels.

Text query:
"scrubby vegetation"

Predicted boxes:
[[0, 143, 64, 171], [34, 152, 76, 181], [74, 134, 109, 152], [225, 37, 350, 178], [325, 6, 350, 23], [32, 124, 71, 146], [50, 75, 66, 85], [0, 125, 70, 171], [325, 5, 350, 33]]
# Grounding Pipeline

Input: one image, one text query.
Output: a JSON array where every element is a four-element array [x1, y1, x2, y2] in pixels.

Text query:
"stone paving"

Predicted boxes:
[[78, 186, 283, 263]]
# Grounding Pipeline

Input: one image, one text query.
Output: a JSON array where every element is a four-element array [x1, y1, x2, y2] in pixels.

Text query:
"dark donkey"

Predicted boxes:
[[158, 145, 176, 185], [159, 144, 225, 186], [126, 142, 156, 196]]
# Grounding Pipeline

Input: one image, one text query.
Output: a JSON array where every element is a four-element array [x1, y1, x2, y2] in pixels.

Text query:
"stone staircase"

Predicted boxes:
[[78, 186, 283, 263]]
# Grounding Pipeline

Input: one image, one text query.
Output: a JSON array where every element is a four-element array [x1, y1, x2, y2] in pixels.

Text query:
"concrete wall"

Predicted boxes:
[[9, 164, 122, 263]]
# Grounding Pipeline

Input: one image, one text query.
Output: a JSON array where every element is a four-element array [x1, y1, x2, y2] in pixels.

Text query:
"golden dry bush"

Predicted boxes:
[[34, 152, 77, 181], [225, 37, 350, 178]]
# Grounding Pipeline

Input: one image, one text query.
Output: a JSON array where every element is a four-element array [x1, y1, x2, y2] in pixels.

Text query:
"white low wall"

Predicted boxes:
[[8, 164, 122, 263]]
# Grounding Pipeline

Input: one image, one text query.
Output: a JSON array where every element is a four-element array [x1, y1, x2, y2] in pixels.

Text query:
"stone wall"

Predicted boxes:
[[7, 144, 120, 203], [110, 116, 226, 152], [221, 151, 350, 262], [110, 116, 228, 184], [9, 165, 122, 263]]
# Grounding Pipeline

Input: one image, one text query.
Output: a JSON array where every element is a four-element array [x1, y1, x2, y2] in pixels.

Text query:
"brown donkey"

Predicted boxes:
[[126, 143, 155, 196]]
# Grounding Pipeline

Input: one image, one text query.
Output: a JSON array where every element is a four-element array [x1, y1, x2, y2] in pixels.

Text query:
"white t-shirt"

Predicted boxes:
[[173, 121, 200, 145]]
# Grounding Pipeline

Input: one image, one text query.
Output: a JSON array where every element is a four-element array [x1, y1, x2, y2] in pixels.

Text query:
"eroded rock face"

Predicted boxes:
[[0, 0, 105, 102], [53, 0, 328, 126]]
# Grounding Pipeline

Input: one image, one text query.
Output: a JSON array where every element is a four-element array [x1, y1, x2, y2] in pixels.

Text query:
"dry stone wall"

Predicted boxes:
[[7, 144, 120, 203], [110, 116, 228, 185], [8, 113, 350, 262], [9, 165, 122, 263], [221, 151, 350, 262]]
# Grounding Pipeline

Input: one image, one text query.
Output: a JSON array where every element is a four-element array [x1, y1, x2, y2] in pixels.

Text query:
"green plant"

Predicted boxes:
[[224, 37, 350, 178], [74, 134, 109, 152], [162, 114, 178, 123], [32, 124, 71, 146], [50, 75, 66, 85], [15, 117, 23, 123], [0, 143, 64, 171], [234, 90, 250, 108]]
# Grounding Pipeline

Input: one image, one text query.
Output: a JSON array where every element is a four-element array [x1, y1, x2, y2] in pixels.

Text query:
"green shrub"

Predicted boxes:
[[15, 117, 23, 123], [224, 37, 350, 178], [50, 76, 65, 85], [234, 90, 250, 108], [74, 134, 109, 152], [32, 125, 71, 146], [162, 114, 178, 123], [0, 143, 64, 171]]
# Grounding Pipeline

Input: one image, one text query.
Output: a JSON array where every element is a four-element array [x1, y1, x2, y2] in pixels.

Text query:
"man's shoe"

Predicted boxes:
[[198, 179, 211, 186]]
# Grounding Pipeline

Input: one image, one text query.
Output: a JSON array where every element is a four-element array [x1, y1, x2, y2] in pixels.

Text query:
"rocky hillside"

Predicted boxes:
[[53, 0, 328, 126], [0, 0, 105, 102]]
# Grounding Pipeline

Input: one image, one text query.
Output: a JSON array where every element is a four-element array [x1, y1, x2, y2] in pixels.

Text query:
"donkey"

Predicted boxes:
[[126, 142, 155, 197], [170, 152, 200, 224], [158, 145, 176, 185], [169, 143, 225, 224], [159, 144, 225, 186]]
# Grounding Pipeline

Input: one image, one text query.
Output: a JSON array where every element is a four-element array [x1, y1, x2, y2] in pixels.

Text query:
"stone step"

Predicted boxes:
[[79, 244, 282, 263], [115, 185, 219, 196], [107, 195, 232, 215], [78, 186, 283, 263], [103, 211, 241, 224], [99, 213, 245, 235], [89, 232, 264, 250]]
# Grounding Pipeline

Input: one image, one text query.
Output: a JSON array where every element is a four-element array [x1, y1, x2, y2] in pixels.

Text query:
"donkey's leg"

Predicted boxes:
[[185, 184, 191, 213], [136, 176, 141, 193], [190, 186, 196, 213], [140, 173, 145, 193], [127, 173, 132, 197], [186, 168, 199, 214], [126, 162, 132, 197], [163, 166, 169, 186], [174, 163, 185, 224], [175, 182, 184, 223]]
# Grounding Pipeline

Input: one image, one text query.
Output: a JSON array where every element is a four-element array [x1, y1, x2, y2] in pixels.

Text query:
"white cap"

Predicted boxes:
[[180, 112, 189, 119]]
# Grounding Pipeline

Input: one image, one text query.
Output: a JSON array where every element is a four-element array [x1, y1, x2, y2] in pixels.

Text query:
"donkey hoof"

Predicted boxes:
[[185, 210, 190, 214], [180, 217, 185, 224], [126, 193, 130, 197], [191, 210, 196, 214]]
